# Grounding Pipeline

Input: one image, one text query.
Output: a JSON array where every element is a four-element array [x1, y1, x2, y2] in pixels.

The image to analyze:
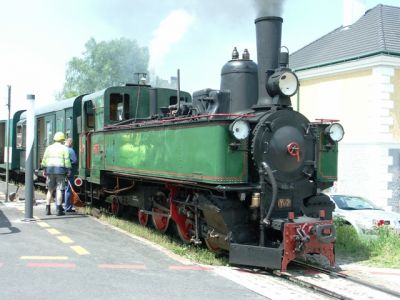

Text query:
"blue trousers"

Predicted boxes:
[[64, 175, 74, 211]]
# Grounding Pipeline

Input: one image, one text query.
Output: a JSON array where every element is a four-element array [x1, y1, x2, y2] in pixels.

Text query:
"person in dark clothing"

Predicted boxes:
[[64, 137, 78, 212]]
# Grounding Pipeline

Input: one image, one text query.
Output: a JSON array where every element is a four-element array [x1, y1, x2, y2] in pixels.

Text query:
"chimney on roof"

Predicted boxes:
[[342, 0, 366, 27]]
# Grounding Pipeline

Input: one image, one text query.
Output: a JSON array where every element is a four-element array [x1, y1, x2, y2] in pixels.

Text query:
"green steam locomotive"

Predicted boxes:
[[1, 13, 343, 271]]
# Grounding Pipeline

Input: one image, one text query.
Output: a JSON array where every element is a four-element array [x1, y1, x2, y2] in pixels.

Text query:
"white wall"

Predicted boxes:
[[296, 57, 400, 211]]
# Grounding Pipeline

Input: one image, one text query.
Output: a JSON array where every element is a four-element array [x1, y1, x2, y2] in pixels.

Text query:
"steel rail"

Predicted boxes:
[[293, 260, 400, 299], [272, 270, 352, 300]]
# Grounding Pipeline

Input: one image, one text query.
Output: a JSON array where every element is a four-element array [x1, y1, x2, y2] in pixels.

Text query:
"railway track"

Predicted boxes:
[[273, 269, 351, 299], [271, 260, 400, 299]]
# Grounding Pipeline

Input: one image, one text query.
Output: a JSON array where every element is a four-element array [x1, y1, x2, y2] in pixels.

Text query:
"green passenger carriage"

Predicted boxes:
[[0, 110, 26, 180]]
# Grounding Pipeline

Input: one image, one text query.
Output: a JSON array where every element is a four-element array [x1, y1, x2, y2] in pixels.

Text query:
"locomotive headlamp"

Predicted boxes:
[[325, 123, 344, 142], [267, 69, 299, 97], [229, 120, 250, 140]]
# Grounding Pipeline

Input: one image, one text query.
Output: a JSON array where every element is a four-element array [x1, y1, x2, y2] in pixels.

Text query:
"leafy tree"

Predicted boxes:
[[59, 38, 149, 98]]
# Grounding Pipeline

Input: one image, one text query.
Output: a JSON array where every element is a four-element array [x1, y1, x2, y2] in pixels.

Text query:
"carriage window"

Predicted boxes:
[[16, 124, 26, 148], [66, 117, 72, 137], [57, 116, 64, 132], [46, 122, 53, 146], [110, 93, 130, 121]]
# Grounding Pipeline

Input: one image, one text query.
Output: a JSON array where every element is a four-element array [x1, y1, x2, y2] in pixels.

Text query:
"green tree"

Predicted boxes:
[[59, 37, 149, 98]]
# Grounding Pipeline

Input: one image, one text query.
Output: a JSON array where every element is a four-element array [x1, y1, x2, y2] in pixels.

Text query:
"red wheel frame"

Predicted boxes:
[[175, 221, 192, 243], [151, 207, 170, 233], [138, 210, 149, 226]]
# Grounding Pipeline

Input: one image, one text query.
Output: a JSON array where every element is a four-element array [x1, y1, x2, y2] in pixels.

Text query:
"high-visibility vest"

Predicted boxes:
[[41, 142, 72, 174]]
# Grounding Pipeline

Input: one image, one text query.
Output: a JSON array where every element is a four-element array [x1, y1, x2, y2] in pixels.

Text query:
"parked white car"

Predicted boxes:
[[329, 194, 400, 235]]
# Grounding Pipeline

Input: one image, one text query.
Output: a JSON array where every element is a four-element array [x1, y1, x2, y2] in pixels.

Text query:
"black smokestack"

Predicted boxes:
[[253, 0, 285, 107], [255, 16, 282, 107]]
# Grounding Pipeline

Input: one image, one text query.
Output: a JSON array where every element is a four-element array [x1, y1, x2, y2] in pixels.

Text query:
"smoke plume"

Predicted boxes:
[[253, 0, 286, 18], [149, 9, 194, 70]]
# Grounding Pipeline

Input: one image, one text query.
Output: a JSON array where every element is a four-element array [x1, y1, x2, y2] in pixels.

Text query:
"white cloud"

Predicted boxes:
[[0, 43, 64, 115]]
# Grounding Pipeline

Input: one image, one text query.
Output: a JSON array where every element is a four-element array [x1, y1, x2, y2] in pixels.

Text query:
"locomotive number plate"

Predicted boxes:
[[277, 198, 291, 208]]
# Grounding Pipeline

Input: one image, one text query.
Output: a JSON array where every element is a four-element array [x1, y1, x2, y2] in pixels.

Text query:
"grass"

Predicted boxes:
[[80, 207, 400, 269], [334, 217, 400, 268], [81, 207, 228, 266]]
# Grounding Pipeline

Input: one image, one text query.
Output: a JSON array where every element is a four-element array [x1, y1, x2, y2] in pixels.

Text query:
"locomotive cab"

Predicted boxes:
[[78, 85, 192, 184]]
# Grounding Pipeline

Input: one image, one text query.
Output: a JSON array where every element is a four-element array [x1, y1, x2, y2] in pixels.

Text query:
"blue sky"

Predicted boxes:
[[1, 0, 399, 114]]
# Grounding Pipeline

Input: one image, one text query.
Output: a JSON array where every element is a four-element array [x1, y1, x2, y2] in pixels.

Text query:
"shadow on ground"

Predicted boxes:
[[0, 208, 21, 235]]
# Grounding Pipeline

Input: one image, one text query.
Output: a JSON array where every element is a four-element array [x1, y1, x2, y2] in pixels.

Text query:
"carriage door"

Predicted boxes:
[[40, 115, 56, 165], [79, 100, 95, 177], [44, 115, 55, 144]]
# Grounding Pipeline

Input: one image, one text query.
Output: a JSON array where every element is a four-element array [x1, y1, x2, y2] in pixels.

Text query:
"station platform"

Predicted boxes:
[[0, 181, 266, 300]]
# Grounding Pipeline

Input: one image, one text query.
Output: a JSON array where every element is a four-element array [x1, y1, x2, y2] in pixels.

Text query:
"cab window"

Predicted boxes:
[[84, 100, 95, 129], [110, 93, 130, 121]]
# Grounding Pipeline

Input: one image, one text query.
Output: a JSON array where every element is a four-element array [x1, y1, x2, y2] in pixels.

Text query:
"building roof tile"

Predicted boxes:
[[290, 4, 400, 70]]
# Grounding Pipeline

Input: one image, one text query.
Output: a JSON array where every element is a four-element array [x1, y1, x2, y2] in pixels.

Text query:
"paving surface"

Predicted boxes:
[[1, 180, 400, 299], [0, 200, 267, 299]]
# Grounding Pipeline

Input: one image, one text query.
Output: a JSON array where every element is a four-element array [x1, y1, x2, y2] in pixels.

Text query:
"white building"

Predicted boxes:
[[290, 4, 400, 212]]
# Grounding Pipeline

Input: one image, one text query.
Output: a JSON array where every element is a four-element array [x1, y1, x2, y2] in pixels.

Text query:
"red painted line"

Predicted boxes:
[[27, 262, 76, 268], [169, 265, 213, 271], [97, 264, 146, 270]]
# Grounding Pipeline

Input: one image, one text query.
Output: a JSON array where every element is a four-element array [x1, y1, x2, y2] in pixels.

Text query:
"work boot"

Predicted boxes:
[[46, 205, 51, 215], [56, 205, 65, 216]]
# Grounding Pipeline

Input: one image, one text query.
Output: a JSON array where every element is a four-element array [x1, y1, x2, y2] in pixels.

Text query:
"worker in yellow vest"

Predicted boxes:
[[41, 132, 71, 216]]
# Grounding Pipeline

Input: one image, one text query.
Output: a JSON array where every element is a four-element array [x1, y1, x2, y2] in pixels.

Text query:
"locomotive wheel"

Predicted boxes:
[[151, 207, 170, 233], [111, 197, 121, 216], [204, 238, 223, 254], [175, 221, 192, 243], [138, 210, 149, 226]]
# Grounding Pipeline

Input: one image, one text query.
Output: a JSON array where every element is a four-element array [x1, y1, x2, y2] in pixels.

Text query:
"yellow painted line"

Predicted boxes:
[[70, 245, 90, 255], [20, 256, 68, 260], [37, 222, 51, 228], [57, 236, 74, 244], [46, 228, 61, 235], [16, 207, 24, 211]]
